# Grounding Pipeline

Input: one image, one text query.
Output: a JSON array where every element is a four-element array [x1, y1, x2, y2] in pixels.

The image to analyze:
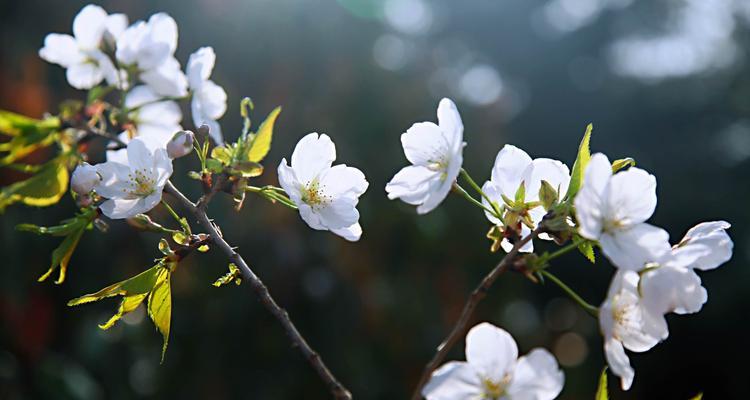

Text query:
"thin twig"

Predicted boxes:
[[410, 227, 543, 400], [164, 180, 352, 400]]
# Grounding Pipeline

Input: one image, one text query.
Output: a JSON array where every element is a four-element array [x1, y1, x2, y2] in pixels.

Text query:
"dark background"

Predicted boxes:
[[1, 0, 749, 398]]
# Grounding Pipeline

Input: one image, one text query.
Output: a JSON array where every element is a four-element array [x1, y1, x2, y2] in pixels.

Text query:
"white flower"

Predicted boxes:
[[71, 162, 101, 195], [386, 98, 464, 214], [599, 270, 668, 391], [277, 133, 368, 241], [94, 137, 173, 219], [574, 153, 671, 270], [116, 13, 187, 97], [481, 144, 570, 253], [39, 4, 127, 89], [187, 47, 228, 144], [166, 130, 195, 159], [640, 221, 733, 315], [423, 322, 564, 400]]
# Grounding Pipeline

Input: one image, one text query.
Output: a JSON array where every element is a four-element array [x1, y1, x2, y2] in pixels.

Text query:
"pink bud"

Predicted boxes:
[[71, 163, 100, 195], [167, 130, 195, 159]]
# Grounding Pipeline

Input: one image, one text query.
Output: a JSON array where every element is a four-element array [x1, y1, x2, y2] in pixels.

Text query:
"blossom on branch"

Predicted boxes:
[[39, 4, 127, 89], [71, 162, 101, 195], [187, 47, 227, 144], [481, 144, 570, 253], [574, 153, 670, 270], [386, 98, 464, 214], [423, 322, 564, 400], [278, 133, 369, 241], [94, 137, 173, 219]]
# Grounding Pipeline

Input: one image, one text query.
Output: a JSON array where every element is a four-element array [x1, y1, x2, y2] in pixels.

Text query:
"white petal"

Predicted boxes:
[[298, 203, 326, 230], [106, 147, 128, 164], [147, 13, 178, 54], [104, 13, 128, 41], [524, 158, 570, 203], [331, 223, 363, 242], [465, 322, 518, 383], [507, 348, 564, 400], [416, 150, 461, 215], [66, 61, 104, 89], [436, 98, 464, 151], [641, 266, 707, 315], [194, 80, 227, 120], [489, 145, 532, 197], [152, 148, 174, 188], [290, 133, 336, 184], [599, 223, 671, 270], [481, 181, 503, 225], [115, 21, 148, 65], [604, 338, 634, 391], [500, 224, 535, 254], [137, 101, 182, 127], [385, 165, 439, 205], [39, 34, 84, 67], [72, 4, 107, 49], [401, 121, 448, 166], [277, 159, 302, 205], [317, 197, 360, 230], [100, 198, 149, 219], [187, 46, 216, 88], [318, 164, 368, 198], [671, 221, 733, 271], [126, 137, 155, 173], [607, 167, 657, 227], [125, 85, 160, 109], [574, 153, 611, 239], [422, 362, 482, 400], [140, 57, 188, 97]]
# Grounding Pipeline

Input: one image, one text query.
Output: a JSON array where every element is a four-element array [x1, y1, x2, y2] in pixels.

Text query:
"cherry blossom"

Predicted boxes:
[[186, 47, 228, 144], [71, 162, 101, 195]]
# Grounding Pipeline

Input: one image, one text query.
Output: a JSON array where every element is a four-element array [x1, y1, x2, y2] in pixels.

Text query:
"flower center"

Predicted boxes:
[[481, 375, 511, 399], [611, 293, 639, 339], [301, 179, 330, 208], [127, 168, 156, 197], [602, 218, 624, 233]]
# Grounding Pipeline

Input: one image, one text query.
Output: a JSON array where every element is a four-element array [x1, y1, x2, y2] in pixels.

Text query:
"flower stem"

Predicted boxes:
[[539, 270, 599, 317], [452, 183, 497, 217], [540, 237, 585, 264], [246, 185, 298, 210], [161, 199, 189, 233], [459, 168, 503, 221]]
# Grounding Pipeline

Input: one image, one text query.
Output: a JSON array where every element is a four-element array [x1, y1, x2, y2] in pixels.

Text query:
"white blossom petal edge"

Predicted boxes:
[[385, 98, 464, 214], [277, 133, 368, 241], [94, 137, 173, 219], [574, 153, 671, 270], [423, 322, 564, 400], [187, 47, 227, 144]]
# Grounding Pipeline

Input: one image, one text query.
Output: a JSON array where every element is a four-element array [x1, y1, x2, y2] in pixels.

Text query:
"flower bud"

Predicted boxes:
[[71, 163, 100, 195], [167, 130, 195, 159]]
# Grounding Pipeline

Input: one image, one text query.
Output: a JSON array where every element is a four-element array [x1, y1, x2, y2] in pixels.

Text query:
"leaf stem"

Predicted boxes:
[[160, 199, 189, 233], [451, 183, 497, 217], [539, 270, 599, 317], [246, 185, 298, 210], [459, 168, 503, 221]]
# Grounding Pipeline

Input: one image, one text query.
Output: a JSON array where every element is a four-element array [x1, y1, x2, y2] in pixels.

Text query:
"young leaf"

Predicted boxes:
[[67, 264, 166, 306], [246, 106, 281, 163], [17, 207, 96, 284], [689, 393, 703, 400], [514, 181, 526, 204], [611, 157, 635, 173], [564, 123, 592, 201], [578, 239, 596, 264], [0, 110, 59, 137], [0, 156, 69, 212], [595, 367, 609, 400], [148, 271, 172, 363], [0, 127, 58, 166], [213, 263, 242, 287], [538, 180, 559, 211], [99, 293, 149, 330]]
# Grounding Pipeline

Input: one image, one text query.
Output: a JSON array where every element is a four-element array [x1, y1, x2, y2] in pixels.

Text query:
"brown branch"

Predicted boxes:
[[410, 228, 543, 400], [164, 180, 352, 400]]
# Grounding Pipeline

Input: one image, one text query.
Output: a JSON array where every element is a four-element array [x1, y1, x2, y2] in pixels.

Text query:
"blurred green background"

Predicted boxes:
[[1, 0, 749, 398]]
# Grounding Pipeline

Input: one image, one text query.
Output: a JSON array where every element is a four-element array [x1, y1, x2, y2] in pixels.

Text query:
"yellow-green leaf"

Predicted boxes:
[[0, 110, 59, 137], [595, 367, 608, 400], [578, 239, 596, 264], [0, 129, 58, 166], [67, 264, 166, 306], [247, 106, 281, 163], [565, 123, 592, 201], [148, 272, 172, 363], [99, 293, 148, 330], [611, 157, 635, 173], [213, 263, 242, 287], [210, 145, 233, 165], [0, 156, 69, 213], [689, 393, 703, 400]]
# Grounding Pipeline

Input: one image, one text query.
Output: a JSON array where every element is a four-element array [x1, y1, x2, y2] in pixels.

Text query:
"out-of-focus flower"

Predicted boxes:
[[95, 137, 173, 219], [39, 4, 127, 89], [278, 133, 369, 241], [599, 270, 668, 391], [481, 144, 570, 252], [386, 98, 464, 214], [71, 162, 101, 195], [187, 47, 227, 144], [423, 322, 564, 400], [166, 130, 195, 159], [574, 153, 670, 270]]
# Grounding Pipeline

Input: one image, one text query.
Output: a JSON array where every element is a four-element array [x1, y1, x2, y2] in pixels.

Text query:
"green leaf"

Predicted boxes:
[[0, 156, 69, 213], [578, 239, 596, 264], [229, 161, 264, 178], [205, 158, 224, 173], [17, 207, 96, 284], [564, 123, 592, 201], [210, 145, 233, 165], [595, 367, 608, 400], [213, 263, 242, 287], [67, 263, 166, 306], [0, 110, 60, 138], [148, 271, 172, 363], [689, 393, 703, 400], [514, 181, 526, 204], [246, 106, 281, 163], [99, 293, 148, 330], [611, 157, 635, 173], [539, 180, 559, 211]]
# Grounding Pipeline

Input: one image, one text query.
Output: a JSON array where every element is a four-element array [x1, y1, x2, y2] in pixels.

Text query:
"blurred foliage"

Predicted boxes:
[[1, 0, 749, 399]]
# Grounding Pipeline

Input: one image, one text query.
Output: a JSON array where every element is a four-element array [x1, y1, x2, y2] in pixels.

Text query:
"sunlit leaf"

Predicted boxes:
[[0, 156, 69, 212], [564, 123, 592, 201], [539, 180, 558, 211], [689, 393, 703, 400], [148, 271, 172, 363], [99, 293, 148, 330], [229, 160, 263, 178], [213, 263, 242, 287], [578, 239, 596, 264], [246, 106, 281, 163], [210, 145, 233, 165], [0, 110, 59, 137], [595, 367, 608, 400], [611, 157, 635, 173], [67, 263, 166, 306], [17, 207, 96, 284]]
